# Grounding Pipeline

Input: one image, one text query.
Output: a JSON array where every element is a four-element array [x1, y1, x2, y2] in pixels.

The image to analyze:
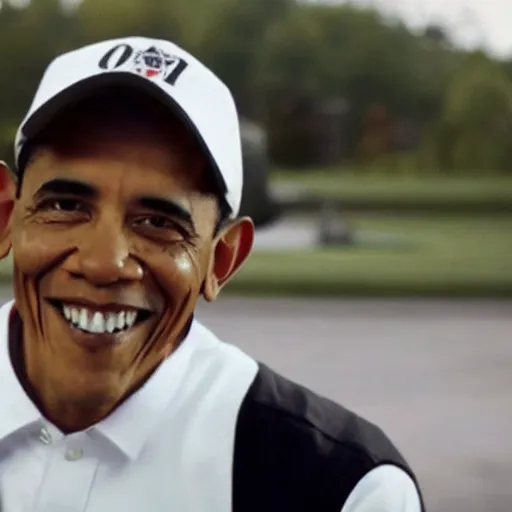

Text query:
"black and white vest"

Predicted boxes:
[[233, 364, 425, 511]]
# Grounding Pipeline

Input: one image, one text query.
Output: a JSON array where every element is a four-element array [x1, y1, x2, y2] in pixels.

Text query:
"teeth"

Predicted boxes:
[[79, 309, 88, 331], [61, 305, 140, 334], [106, 313, 117, 334], [116, 311, 125, 330], [126, 311, 137, 328], [90, 312, 105, 333]]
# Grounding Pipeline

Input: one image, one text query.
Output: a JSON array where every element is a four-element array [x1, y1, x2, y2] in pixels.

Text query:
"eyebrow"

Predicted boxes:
[[34, 178, 98, 199], [136, 195, 196, 233], [32, 180, 197, 234]]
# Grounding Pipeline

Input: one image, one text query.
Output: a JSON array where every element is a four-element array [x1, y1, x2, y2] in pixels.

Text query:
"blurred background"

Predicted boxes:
[[0, 0, 511, 511]]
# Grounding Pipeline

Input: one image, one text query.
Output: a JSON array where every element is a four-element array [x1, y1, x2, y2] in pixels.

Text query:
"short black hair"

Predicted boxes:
[[16, 86, 233, 233], [214, 198, 232, 235]]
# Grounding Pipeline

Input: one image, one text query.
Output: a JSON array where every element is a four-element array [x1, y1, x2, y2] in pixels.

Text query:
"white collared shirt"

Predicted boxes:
[[0, 300, 421, 512]]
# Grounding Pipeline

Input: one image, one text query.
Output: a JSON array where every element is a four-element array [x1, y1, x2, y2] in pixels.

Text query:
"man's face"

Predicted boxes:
[[4, 103, 252, 428]]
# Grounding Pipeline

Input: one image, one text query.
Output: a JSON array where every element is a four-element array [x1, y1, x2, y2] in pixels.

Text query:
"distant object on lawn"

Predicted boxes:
[[317, 200, 354, 246], [239, 119, 279, 228]]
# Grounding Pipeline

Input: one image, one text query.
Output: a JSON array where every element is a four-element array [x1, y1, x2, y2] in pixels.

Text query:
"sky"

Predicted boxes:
[[331, 0, 512, 58]]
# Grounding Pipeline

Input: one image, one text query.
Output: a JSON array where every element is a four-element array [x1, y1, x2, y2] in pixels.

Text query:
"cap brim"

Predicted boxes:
[[20, 71, 228, 201]]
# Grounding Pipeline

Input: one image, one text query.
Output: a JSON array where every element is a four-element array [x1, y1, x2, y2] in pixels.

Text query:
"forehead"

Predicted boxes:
[[22, 92, 213, 196]]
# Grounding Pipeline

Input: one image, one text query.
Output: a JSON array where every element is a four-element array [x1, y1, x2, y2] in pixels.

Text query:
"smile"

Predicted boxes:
[[50, 301, 151, 335]]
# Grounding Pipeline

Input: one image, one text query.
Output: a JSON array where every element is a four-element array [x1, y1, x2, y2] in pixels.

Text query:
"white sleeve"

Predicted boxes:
[[340, 465, 422, 512]]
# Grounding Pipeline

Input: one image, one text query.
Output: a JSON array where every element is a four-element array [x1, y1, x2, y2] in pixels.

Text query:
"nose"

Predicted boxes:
[[70, 221, 143, 286]]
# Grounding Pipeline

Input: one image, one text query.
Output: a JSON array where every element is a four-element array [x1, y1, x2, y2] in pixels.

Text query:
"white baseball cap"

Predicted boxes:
[[14, 36, 243, 217]]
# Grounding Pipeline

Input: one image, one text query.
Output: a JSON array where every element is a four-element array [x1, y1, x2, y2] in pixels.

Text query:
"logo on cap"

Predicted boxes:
[[99, 43, 189, 86], [134, 46, 175, 79]]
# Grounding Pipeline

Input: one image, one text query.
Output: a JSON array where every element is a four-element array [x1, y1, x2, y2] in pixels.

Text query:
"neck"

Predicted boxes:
[[37, 395, 115, 434], [36, 396, 114, 434], [9, 330, 111, 433]]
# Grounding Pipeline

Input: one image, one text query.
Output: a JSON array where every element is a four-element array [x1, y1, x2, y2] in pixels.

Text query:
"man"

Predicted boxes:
[[0, 37, 424, 511]]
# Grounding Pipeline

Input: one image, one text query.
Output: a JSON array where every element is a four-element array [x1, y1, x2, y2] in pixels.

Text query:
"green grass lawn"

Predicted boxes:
[[0, 255, 12, 281], [272, 167, 512, 206], [226, 215, 512, 297]]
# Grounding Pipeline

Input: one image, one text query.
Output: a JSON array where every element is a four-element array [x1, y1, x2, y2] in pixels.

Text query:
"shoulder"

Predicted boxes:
[[342, 465, 422, 512], [238, 363, 408, 466], [233, 364, 422, 511]]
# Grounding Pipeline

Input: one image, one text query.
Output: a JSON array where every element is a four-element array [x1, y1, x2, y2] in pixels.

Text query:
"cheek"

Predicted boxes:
[[9, 223, 74, 330], [141, 242, 206, 304], [175, 253, 194, 274], [11, 224, 74, 277]]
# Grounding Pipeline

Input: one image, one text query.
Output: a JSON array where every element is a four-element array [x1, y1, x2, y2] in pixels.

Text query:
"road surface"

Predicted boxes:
[[2, 290, 511, 511]]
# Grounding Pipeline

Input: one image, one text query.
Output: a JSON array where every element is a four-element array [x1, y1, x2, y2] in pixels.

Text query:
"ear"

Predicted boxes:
[[203, 217, 255, 302], [0, 162, 15, 259]]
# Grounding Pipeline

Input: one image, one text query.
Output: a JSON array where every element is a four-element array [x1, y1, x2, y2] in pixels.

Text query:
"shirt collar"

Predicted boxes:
[[0, 300, 42, 444], [92, 318, 199, 460]]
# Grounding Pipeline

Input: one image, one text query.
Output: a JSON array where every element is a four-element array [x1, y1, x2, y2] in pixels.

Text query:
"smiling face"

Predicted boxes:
[[1, 90, 253, 432]]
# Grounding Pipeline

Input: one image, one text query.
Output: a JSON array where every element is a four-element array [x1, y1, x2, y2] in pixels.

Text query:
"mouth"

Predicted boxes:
[[48, 299, 152, 336]]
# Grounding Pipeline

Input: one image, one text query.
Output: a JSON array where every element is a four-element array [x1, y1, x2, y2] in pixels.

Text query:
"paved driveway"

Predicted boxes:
[[197, 298, 512, 512]]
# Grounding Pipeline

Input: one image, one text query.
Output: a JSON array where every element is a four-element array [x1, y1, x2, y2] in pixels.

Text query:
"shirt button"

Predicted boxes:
[[65, 448, 84, 461], [39, 427, 52, 445]]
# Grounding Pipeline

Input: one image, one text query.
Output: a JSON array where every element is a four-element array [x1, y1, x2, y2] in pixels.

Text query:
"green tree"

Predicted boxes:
[[433, 52, 512, 172], [0, 0, 78, 164], [0, 0, 508, 172], [256, 4, 449, 162], [77, 0, 184, 45], [196, 0, 294, 115]]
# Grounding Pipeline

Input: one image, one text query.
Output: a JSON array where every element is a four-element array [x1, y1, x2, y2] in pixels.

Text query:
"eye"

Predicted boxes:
[[133, 215, 188, 241], [41, 198, 85, 212], [138, 216, 173, 229]]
